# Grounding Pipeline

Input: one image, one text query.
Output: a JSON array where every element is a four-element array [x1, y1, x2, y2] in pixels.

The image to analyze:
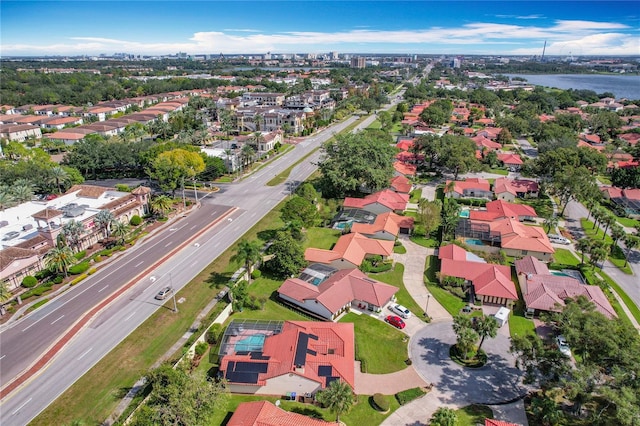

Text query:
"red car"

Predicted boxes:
[[385, 315, 406, 329]]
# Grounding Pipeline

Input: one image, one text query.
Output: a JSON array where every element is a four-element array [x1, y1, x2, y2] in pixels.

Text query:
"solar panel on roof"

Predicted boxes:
[[226, 371, 259, 384], [250, 352, 270, 360], [318, 365, 333, 377], [326, 376, 340, 386], [294, 333, 309, 367], [309, 334, 319, 340], [235, 361, 268, 373]]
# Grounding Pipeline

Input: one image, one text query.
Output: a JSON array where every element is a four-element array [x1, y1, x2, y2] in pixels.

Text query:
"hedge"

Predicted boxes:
[[250, 270, 262, 279], [130, 215, 142, 226], [194, 341, 208, 358], [74, 250, 87, 260], [70, 274, 88, 286], [395, 387, 427, 405], [87, 268, 97, 275], [21, 275, 38, 288], [372, 393, 390, 411], [68, 261, 90, 275]]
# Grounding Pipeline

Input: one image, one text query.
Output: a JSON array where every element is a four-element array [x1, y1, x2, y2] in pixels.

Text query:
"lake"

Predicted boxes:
[[503, 74, 640, 100]]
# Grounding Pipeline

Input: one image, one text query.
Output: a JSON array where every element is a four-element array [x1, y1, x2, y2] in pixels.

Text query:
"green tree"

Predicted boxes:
[[315, 379, 355, 422], [148, 148, 205, 195], [11, 178, 35, 204], [0, 281, 11, 304], [474, 315, 499, 352], [231, 240, 261, 283], [438, 135, 480, 180], [623, 235, 640, 267], [418, 199, 442, 237], [265, 231, 306, 279], [430, 407, 458, 426], [47, 166, 70, 194], [543, 215, 559, 233], [45, 245, 74, 277], [317, 131, 396, 198], [62, 219, 85, 253], [110, 220, 130, 245], [575, 238, 593, 265], [150, 195, 173, 218], [530, 393, 563, 426], [589, 111, 623, 141], [281, 195, 318, 228], [0, 186, 15, 211], [94, 209, 115, 239], [441, 199, 461, 240]]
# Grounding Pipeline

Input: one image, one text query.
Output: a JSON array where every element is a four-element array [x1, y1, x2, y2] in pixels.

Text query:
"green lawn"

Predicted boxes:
[[580, 218, 632, 274], [409, 188, 422, 203], [552, 248, 581, 266], [616, 215, 639, 228], [367, 119, 382, 130], [488, 168, 509, 176], [509, 271, 536, 338], [371, 263, 424, 317], [393, 243, 407, 254], [514, 196, 554, 219], [231, 276, 311, 322], [409, 235, 439, 247], [339, 313, 408, 374], [423, 256, 466, 316], [304, 227, 342, 250], [456, 404, 494, 425]]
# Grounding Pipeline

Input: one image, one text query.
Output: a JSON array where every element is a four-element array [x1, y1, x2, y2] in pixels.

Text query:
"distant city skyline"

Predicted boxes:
[[1, 1, 638, 57]]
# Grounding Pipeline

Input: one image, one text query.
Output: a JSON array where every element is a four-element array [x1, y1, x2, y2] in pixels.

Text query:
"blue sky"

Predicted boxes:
[[1, 1, 638, 56]]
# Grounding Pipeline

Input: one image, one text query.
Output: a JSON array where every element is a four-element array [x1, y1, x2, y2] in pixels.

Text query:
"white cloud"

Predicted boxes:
[[1, 19, 635, 55]]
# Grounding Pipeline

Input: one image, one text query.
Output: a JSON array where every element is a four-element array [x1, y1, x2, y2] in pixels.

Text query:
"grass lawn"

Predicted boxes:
[[580, 218, 632, 274], [339, 313, 408, 374], [597, 175, 612, 185], [409, 188, 422, 203], [371, 263, 424, 317], [616, 215, 639, 228], [488, 168, 509, 176], [509, 270, 536, 338], [393, 243, 407, 254], [552, 248, 581, 266], [211, 393, 399, 426], [409, 235, 439, 247], [266, 146, 320, 186], [456, 404, 494, 425], [304, 227, 342, 250], [231, 276, 311, 322], [514, 196, 554, 219], [367, 119, 382, 130], [32, 202, 288, 426], [423, 256, 466, 316]]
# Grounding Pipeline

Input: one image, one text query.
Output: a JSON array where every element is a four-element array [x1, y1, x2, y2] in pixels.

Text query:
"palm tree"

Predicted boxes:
[[600, 213, 614, 239], [110, 220, 130, 245], [45, 245, 75, 277], [95, 210, 115, 239], [610, 223, 625, 247], [254, 113, 264, 131], [575, 238, 593, 265], [623, 235, 640, 268], [0, 186, 15, 211], [241, 144, 255, 168], [48, 166, 70, 194], [11, 179, 35, 203], [543, 215, 559, 234], [231, 240, 261, 283], [62, 220, 85, 253], [0, 281, 11, 304], [430, 407, 458, 426], [315, 380, 355, 423], [474, 315, 499, 352], [589, 246, 608, 269], [150, 195, 173, 218], [456, 327, 479, 360]]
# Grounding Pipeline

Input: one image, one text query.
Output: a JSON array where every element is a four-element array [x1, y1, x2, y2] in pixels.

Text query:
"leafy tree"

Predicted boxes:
[[148, 148, 205, 195], [550, 166, 597, 216], [0, 281, 11, 304], [150, 195, 173, 218], [11, 178, 35, 203], [575, 238, 593, 265], [47, 166, 70, 194], [438, 135, 480, 180], [295, 182, 319, 204], [412, 134, 442, 169], [265, 231, 306, 279], [315, 379, 355, 422], [317, 131, 396, 198], [430, 407, 458, 426], [45, 245, 74, 277], [441, 199, 461, 240], [455, 327, 479, 361], [589, 111, 623, 141], [474, 315, 499, 352], [419, 99, 453, 126], [281, 195, 318, 228], [543, 215, 559, 233], [417, 199, 442, 237], [530, 393, 563, 426], [0, 186, 15, 211], [231, 280, 249, 312], [611, 166, 640, 189], [231, 240, 261, 283]]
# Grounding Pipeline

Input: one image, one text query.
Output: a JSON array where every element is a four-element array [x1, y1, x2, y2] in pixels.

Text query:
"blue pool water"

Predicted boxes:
[[236, 334, 266, 352], [466, 238, 485, 246], [334, 220, 353, 230], [550, 271, 570, 277], [459, 210, 470, 218]]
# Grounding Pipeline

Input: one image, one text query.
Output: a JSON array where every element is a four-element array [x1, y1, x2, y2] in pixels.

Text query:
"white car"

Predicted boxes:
[[548, 234, 570, 245], [390, 303, 412, 319], [556, 335, 572, 357]]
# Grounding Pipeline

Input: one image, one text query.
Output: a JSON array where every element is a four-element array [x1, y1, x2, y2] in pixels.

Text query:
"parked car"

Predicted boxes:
[[385, 315, 406, 329], [155, 286, 173, 300], [556, 335, 571, 357], [390, 303, 412, 319], [461, 305, 473, 314], [2, 231, 20, 241], [548, 234, 570, 245]]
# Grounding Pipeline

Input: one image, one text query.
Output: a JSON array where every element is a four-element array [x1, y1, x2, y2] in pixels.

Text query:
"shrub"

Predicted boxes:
[[93, 255, 103, 262], [206, 324, 222, 344], [395, 387, 427, 405], [21, 275, 38, 288], [250, 269, 262, 279], [73, 250, 87, 260], [194, 341, 208, 358], [372, 393, 390, 412], [369, 262, 393, 273], [87, 268, 97, 275], [115, 184, 130, 192], [68, 261, 90, 275], [70, 274, 88, 286], [53, 275, 63, 284], [34, 269, 53, 281], [129, 215, 142, 226]]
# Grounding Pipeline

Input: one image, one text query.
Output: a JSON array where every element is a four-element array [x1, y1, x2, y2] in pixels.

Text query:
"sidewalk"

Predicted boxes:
[[392, 236, 451, 322]]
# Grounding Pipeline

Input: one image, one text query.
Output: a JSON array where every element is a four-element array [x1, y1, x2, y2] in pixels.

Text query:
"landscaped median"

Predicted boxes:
[[580, 218, 632, 274]]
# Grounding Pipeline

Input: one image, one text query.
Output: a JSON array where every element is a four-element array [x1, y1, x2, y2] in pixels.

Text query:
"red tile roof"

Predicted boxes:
[[305, 232, 394, 267], [390, 175, 412, 194], [228, 400, 340, 426], [471, 135, 501, 150], [438, 243, 469, 261], [445, 178, 491, 195], [278, 268, 398, 316], [497, 153, 523, 165], [487, 218, 554, 254], [393, 161, 417, 176], [493, 178, 539, 197], [343, 190, 409, 212], [485, 420, 520, 426], [469, 200, 537, 222]]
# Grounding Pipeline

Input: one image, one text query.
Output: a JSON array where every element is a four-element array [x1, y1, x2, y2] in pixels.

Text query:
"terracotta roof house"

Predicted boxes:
[[390, 175, 412, 194], [438, 244, 517, 306], [228, 401, 340, 426], [471, 135, 501, 151], [305, 232, 394, 269], [488, 218, 554, 261], [278, 267, 398, 320], [485, 420, 521, 426], [515, 256, 616, 319], [351, 211, 414, 239], [445, 178, 493, 200], [496, 153, 523, 171], [468, 200, 537, 222], [219, 320, 355, 394], [393, 161, 417, 177], [601, 186, 640, 218], [343, 190, 409, 215], [493, 178, 539, 202], [0, 247, 44, 292]]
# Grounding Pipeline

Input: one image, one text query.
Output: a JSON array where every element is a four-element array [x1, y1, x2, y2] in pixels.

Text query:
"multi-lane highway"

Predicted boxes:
[[0, 112, 385, 425]]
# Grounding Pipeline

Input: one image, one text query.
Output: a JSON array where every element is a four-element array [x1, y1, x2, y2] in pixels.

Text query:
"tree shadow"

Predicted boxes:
[[207, 271, 232, 289], [257, 228, 278, 242], [290, 405, 325, 419]]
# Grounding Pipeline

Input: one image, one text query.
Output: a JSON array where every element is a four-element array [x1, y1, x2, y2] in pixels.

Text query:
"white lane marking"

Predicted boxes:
[[124, 311, 136, 321], [169, 228, 176, 231], [77, 347, 93, 360], [214, 242, 220, 248], [51, 315, 65, 325], [250, 212, 256, 218], [98, 285, 109, 293], [164, 242, 172, 247], [190, 225, 196, 230], [11, 398, 32, 415], [134, 261, 144, 267], [191, 261, 198, 267], [0, 355, 6, 361], [150, 276, 156, 282]]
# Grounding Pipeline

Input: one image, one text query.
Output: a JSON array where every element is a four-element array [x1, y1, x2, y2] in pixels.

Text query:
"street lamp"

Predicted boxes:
[[169, 273, 178, 313], [424, 294, 431, 318]]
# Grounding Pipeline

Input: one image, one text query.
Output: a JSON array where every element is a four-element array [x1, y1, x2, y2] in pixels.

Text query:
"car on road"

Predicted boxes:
[[556, 335, 571, 357], [155, 286, 173, 300], [548, 234, 570, 245], [390, 303, 412, 319], [385, 315, 406, 329]]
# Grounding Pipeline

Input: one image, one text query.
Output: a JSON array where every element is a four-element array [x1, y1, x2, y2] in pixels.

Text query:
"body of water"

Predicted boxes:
[[503, 74, 640, 100]]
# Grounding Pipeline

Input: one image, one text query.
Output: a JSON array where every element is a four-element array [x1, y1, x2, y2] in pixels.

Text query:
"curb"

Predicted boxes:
[[0, 207, 237, 401]]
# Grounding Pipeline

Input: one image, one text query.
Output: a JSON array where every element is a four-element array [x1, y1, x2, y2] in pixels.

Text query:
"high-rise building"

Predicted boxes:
[[350, 56, 366, 69]]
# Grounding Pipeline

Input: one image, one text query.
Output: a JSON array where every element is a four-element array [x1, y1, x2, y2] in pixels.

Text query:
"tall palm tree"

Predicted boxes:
[[600, 213, 614, 240], [543, 215, 559, 234], [48, 166, 70, 194], [623, 235, 640, 268], [0, 186, 15, 211], [0, 281, 11, 304], [241, 144, 255, 168], [610, 223, 625, 247], [475, 315, 499, 352], [62, 220, 85, 253], [95, 210, 115, 239], [45, 245, 74, 277], [11, 179, 35, 203], [575, 238, 593, 265], [315, 380, 355, 422], [110, 220, 130, 245], [150, 195, 173, 218], [231, 240, 261, 283]]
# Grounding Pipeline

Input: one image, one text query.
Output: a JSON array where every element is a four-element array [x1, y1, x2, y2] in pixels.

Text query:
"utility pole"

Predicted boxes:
[[170, 273, 178, 313], [424, 294, 431, 318], [181, 177, 186, 210], [193, 178, 198, 204]]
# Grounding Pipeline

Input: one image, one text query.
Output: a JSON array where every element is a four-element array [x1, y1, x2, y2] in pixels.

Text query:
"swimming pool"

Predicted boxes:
[[235, 334, 266, 352], [466, 238, 485, 246], [333, 220, 353, 230], [459, 209, 470, 218], [550, 271, 570, 277]]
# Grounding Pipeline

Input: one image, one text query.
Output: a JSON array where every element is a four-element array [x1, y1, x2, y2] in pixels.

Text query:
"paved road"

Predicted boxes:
[[0, 103, 403, 425], [516, 137, 538, 159]]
